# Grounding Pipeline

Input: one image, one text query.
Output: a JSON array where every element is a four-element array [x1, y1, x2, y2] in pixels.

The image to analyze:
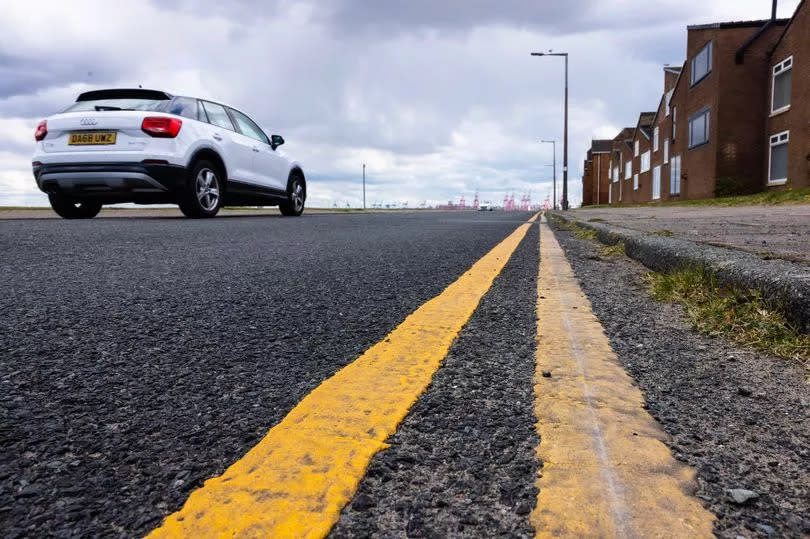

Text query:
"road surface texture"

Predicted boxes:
[[0, 211, 532, 537], [548, 219, 810, 538], [2, 210, 808, 537], [570, 204, 810, 264]]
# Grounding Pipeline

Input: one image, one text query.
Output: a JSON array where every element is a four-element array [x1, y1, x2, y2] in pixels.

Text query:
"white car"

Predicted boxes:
[[32, 88, 306, 218]]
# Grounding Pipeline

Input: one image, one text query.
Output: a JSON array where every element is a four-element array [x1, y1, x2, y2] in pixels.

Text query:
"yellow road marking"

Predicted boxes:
[[148, 212, 540, 539], [532, 219, 715, 537]]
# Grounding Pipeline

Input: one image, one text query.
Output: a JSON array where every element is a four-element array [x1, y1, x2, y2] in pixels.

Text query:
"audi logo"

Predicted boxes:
[[80, 118, 98, 126]]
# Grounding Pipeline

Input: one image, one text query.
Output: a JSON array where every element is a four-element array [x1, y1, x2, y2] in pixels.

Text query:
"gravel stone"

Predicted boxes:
[[332, 226, 540, 538], [549, 220, 810, 539], [0, 211, 533, 537], [727, 489, 759, 504]]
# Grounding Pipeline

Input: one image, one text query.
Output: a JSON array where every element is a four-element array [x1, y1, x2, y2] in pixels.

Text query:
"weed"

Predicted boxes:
[[651, 229, 674, 237], [646, 266, 810, 365], [600, 243, 626, 257]]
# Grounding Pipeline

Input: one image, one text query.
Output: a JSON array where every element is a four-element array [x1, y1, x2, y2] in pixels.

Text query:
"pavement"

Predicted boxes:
[[569, 204, 810, 264], [2, 210, 808, 538]]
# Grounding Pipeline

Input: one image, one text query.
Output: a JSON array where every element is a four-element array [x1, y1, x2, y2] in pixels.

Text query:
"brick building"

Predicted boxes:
[[607, 128, 635, 205], [765, 0, 809, 190], [581, 140, 612, 206], [591, 1, 807, 205], [629, 112, 656, 203]]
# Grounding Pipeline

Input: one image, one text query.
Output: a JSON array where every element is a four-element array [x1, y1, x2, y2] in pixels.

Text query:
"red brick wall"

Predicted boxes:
[[592, 152, 611, 204], [651, 97, 673, 200], [716, 25, 785, 195], [767, 2, 810, 189], [681, 27, 721, 200], [582, 157, 593, 206]]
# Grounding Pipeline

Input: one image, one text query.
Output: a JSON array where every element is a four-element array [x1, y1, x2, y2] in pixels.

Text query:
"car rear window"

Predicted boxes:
[[63, 99, 170, 112]]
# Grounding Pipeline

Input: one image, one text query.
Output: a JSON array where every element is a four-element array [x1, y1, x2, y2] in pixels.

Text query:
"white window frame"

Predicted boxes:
[[653, 127, 659, 152], [640, 151, 651, 173], [633, 173, 639, 191], [690, 41, 712, 86], [625, 160, 632, 180], [771, 56, 793, 115], [665, 89, 673, 117], [768, 130, 789, 186], [634, 140, 639, 157], [652, 165, 661, 200], [613, 166, 619, 184], [670, 155, 681, 195], [688, 108, 710, 149], [664, 138, 669, 164]]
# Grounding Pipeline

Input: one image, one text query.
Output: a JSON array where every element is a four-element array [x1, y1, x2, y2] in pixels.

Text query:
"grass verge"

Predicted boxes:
[[646, 266, 809, 365]]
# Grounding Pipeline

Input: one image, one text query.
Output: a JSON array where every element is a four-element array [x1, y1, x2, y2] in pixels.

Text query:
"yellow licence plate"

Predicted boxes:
[[68, 131, 117, 145]]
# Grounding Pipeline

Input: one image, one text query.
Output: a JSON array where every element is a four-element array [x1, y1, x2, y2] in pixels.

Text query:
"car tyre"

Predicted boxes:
[[279, 172, 305, 217], [48, 194, 102, 219], [178, 160, 223, 218]]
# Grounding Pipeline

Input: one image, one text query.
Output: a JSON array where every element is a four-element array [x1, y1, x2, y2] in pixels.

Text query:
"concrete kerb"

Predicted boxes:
[[548, 211, 810, 334]]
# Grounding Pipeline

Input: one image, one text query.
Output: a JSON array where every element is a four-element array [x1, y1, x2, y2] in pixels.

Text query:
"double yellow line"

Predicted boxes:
[[148, 213, 714, 538]]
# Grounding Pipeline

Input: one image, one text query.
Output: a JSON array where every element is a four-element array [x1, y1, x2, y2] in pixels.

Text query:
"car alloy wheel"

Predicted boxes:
[[196, 168, 220, 212]]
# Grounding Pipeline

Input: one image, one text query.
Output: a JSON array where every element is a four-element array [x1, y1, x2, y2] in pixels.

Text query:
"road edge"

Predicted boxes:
[[548, 211, 810, 333]]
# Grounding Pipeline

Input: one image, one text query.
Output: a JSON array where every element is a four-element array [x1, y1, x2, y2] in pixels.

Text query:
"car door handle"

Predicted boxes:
[[213, 134, 223, 141], [252, 147, 260, 153]]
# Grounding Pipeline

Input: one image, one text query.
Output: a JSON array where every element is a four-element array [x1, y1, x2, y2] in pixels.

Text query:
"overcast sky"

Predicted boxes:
[[0, 0, 800, 208]]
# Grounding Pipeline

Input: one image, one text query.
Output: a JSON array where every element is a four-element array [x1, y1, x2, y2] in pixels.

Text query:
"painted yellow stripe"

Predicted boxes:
[[532, 218, 715, 537], [148, 212, 540, 539]]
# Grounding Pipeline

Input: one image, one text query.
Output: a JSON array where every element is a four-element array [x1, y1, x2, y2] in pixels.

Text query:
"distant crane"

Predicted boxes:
[[472, 191, 480, 210]]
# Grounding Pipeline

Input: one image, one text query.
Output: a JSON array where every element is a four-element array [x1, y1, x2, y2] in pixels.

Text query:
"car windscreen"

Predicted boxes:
[[63, 99, 170, 112]]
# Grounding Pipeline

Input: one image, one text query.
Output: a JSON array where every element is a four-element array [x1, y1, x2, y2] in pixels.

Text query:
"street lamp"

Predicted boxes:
[[540, 140, 556, 210], [531, 51, 569, 210], [362, 163, 366, 210]]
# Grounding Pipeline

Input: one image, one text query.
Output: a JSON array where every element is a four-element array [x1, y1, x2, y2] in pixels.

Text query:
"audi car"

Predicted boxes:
[[32, 88, 306, 218]]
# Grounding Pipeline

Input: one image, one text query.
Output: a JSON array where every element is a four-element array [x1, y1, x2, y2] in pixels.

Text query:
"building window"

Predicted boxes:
[[653, 127, 659, 152], [613, 166, 619, 183], [672, 106, 677, 140], [664, 138, 669, 164], [640, 151, 651, 173], [633, 173, 639, 191], [771, 56, 793, 114], [690, 41, 712, 86], [670, 155, 681, 195], [768, 131, 789, 185], [652, 166, 661, 199], [688, 108, 710, 148], [634, 140, 639, 157], [665, 89, 673, 117], [625, 160, 632, 180]]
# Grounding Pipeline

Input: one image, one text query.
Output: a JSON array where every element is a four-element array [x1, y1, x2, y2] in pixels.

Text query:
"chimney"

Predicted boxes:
[[772, 0, 777, 20]]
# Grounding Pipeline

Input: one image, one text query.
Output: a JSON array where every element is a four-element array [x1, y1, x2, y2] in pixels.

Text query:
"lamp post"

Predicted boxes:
[[362, 163, 366, 210], [540, 140, 556, 210], [531, 51, 569, 210]]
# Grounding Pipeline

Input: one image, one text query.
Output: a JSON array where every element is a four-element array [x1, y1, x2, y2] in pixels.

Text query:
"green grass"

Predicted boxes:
[[588, 217, 605, 222], [599, 242, 626, 257], [647, 266, 809, 366], [583, 187, 810, 209], [650, 229, 674, 237]]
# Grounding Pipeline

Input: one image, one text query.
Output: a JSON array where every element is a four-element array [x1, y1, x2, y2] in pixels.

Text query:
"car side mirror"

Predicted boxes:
[[271, 134, 284, 150]]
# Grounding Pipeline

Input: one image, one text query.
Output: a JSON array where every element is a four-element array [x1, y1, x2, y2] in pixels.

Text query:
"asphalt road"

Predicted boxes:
[[3, 210, 809, 538], [0, 211, 533, 537]]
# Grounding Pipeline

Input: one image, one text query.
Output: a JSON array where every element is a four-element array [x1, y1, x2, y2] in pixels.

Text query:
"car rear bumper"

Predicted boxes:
[[33, 162, 187, 201]]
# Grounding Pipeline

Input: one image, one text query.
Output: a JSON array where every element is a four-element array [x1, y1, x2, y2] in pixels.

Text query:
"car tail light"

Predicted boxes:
[[141, 117, 182, 138], [34, 120, 47, 141]]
